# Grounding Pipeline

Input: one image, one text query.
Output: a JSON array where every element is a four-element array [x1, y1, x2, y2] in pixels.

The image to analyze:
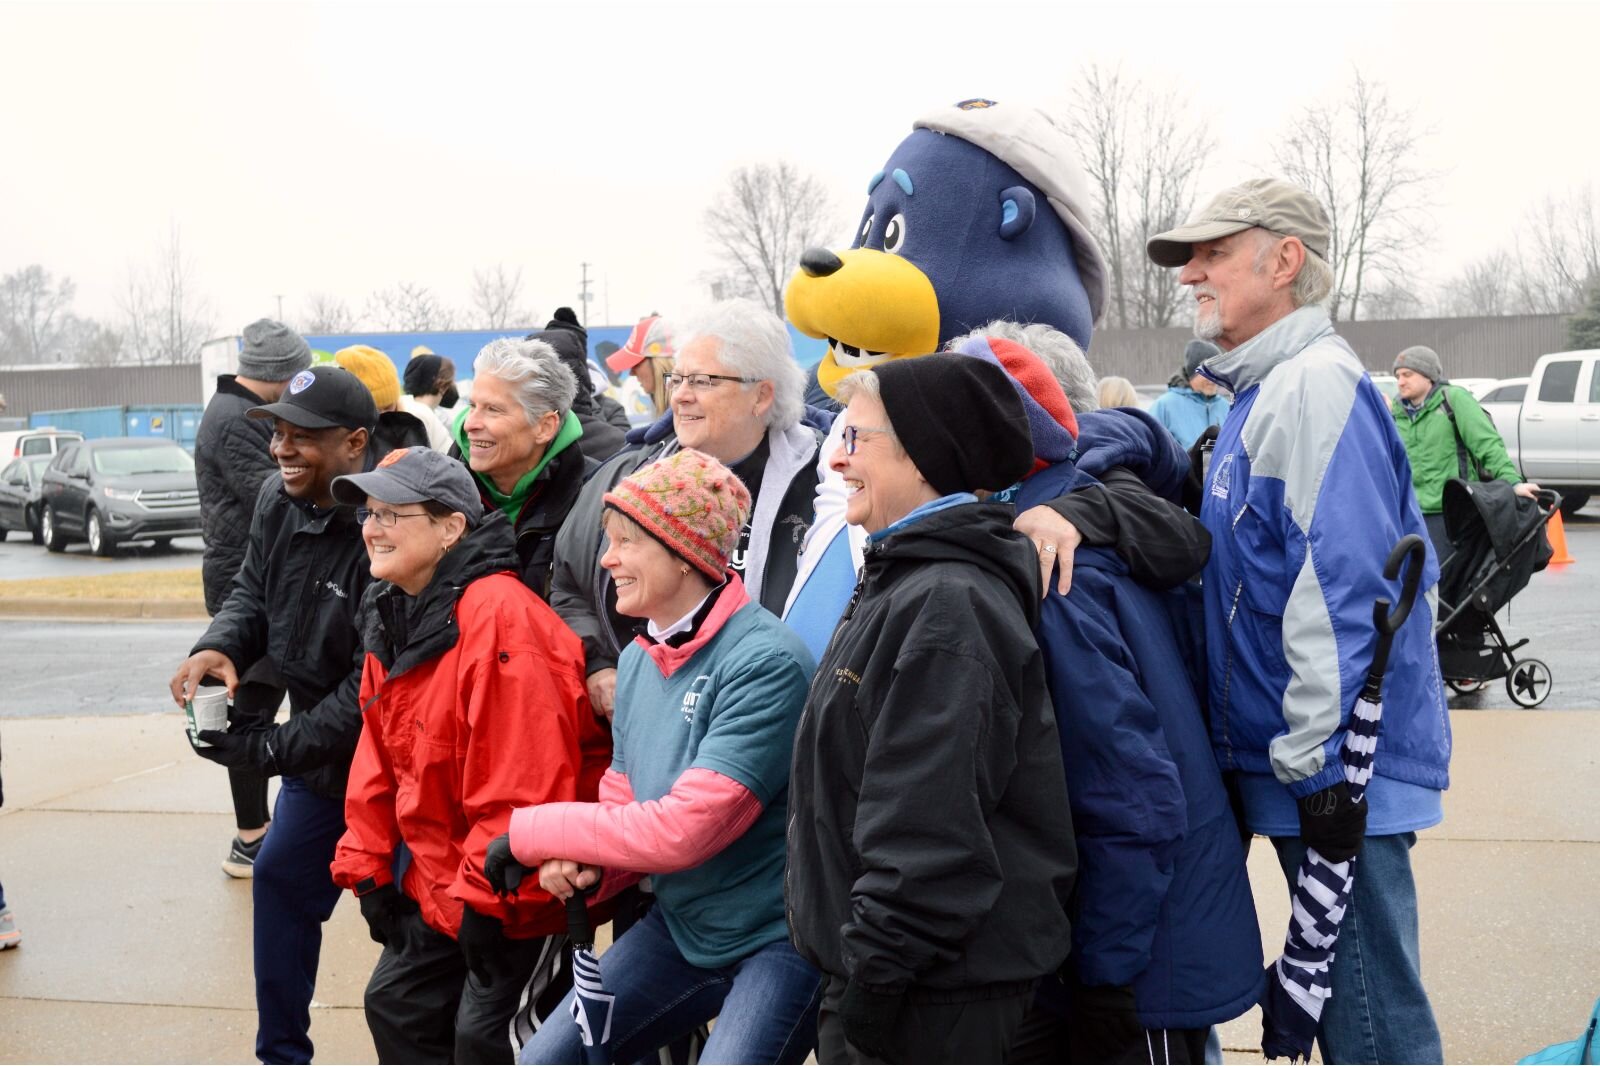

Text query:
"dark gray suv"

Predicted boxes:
[[40, 439, 202, 555]]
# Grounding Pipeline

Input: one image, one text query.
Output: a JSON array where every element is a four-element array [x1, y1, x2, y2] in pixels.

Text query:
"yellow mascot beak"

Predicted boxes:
[[784, 248, 941, 396]]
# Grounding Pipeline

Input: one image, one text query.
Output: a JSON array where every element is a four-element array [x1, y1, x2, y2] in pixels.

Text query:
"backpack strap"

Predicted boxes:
[[1438, 387, 1492, 482]]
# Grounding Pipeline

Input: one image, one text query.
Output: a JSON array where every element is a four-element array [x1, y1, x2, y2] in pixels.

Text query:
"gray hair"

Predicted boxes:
[[1252, 228, 1335, 309], [472, 338, 577, 424], [947, 319, 1100, 415], [835, 369, 904, 453], [677, 298, 805, 429]]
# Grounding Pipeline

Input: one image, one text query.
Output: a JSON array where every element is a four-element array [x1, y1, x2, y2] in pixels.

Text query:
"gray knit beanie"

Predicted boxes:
[[1393, 345, 1445, 384], [1183, 339, 1220, 380], [238, 319, 313, 382]]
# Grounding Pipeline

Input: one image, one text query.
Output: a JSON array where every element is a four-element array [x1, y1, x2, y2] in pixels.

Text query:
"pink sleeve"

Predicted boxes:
[[507, 767, 763, 875]]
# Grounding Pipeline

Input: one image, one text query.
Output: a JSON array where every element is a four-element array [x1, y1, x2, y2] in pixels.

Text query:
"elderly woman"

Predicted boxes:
[[551, 297, 821, 720], [786, 353, 1077, 1065], [328, 447, 612, 1063], [488, 449, 820, 1065], [451, 337, 594, 601]]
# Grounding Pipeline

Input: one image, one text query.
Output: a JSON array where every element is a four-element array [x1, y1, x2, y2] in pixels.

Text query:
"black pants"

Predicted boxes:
[[364, 908, 571, 1064], [817, 975, 1032, 1065], [229, 658, 284, 831], [1007, 1002, 1209, 1065]]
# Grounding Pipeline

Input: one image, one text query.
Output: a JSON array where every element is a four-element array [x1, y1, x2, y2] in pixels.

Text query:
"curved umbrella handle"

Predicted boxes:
[[1374, 534, 1427, 637]]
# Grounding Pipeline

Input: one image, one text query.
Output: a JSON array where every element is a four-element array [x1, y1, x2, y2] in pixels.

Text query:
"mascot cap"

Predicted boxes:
[[915, 100, 1107, 326]]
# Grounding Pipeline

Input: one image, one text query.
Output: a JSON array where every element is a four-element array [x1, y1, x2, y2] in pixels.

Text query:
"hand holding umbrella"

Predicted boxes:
[[1260, 534, 1427, 1063]]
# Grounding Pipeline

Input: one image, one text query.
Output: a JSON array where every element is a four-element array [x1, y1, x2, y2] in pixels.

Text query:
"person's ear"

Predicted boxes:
[[534, 409, 562, 446], [1274, 237, 1307, 293], [750, 380, 775, 420], [346, 427, 369, 458], [442, 512, 468, 551]]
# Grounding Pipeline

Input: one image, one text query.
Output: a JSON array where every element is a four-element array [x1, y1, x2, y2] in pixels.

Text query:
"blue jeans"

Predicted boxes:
[[1270, 833, 1443, 1064], [253, 777, 347, 1064], [517, 905, 821, 1065]]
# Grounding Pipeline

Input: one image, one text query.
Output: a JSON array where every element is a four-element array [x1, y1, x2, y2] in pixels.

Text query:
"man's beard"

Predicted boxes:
[[1192, 286, 1222, 341]]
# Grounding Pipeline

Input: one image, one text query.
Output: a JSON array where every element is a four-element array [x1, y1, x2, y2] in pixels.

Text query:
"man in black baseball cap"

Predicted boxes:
[[172, 362, 382, 1062]]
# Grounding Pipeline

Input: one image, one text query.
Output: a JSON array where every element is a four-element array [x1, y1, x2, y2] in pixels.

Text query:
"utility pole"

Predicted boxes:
[[578, 263, 593, 326], [274, 294, 285, 321]]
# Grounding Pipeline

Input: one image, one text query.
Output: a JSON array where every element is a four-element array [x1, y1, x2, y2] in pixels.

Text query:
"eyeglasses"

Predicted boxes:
[[666, 372, 750, 392], [356, 507, 433, 528], [843, 425, 894, 455]]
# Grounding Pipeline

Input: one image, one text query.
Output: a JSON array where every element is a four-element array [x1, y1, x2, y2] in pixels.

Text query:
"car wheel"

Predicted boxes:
[[1557, 493, 1590, 517], [42, 504, 68, 552], [0, 527, 9, 542], [87, 509, 117, 556], [28, 505, 43, 545]]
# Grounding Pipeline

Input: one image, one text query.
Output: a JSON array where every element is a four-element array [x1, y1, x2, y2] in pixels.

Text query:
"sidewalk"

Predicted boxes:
[[1, 711, 1597, 1064]]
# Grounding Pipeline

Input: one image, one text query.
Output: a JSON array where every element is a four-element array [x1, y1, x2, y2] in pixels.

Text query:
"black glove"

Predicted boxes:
[[193, 724, 278, 773], [839, 978, 904, 1060], [1067, 981, 1144, 1064], [482, 834, 530, 895], [1297, 780, 1368, 863], [457, 905, 506, 987], [357, 883, 417, 947]]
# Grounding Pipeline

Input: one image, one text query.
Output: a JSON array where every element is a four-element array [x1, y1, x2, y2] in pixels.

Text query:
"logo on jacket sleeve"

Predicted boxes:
[[1210, 452, 1235, 500]]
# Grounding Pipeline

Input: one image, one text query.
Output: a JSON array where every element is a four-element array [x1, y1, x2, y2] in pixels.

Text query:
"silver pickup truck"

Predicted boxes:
[[1490, 350, 1600, 515]]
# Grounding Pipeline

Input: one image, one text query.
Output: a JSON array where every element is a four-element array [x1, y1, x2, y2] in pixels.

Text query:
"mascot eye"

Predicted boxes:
[[883, 214, 907, 254], [858, 213, 874, 245]]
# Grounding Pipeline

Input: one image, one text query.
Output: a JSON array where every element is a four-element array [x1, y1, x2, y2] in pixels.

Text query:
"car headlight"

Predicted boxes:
[[103, 487, 141, 501]]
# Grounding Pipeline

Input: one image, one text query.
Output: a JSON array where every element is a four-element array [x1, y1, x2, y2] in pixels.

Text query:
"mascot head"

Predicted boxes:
[[786, 98, 1107, 396]]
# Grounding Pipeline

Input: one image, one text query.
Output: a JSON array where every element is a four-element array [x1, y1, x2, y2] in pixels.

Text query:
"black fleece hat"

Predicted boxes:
[[873, 353, 1033, 495], [403, 353, 445, 396]]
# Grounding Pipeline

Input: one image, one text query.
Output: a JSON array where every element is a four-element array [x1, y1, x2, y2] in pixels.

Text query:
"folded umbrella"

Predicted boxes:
[[564, 890, 613, 1062], [1260, 534, 1427, 1063]]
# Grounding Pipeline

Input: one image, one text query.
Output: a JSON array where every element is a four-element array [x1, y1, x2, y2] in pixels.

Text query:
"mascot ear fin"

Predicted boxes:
[[999, 186, 1037, 241]]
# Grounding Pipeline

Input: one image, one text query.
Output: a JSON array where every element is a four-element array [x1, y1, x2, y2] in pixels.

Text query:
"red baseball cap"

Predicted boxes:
[[606, 316, 675, 373]]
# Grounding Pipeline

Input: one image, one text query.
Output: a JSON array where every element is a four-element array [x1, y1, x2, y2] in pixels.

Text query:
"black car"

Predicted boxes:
[[0, 455, 52, 544], [40, 438, 202, 555]]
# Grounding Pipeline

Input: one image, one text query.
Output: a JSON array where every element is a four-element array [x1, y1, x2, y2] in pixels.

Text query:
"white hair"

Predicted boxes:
[[677, 298, 805, 429], [947, 319, 1100, 415], [835, 369, 904, 453], [473, 338, 577, 424], [1252, 228, 1335, 309]]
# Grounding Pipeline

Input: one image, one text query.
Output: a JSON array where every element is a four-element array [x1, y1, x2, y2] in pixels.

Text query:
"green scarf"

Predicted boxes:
[[453, 407, 584, 521]]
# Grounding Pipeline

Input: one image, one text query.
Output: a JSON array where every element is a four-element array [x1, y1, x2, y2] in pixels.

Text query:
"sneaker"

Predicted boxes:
[[0, 908, 19, 950], [222, 833, 265, 879]]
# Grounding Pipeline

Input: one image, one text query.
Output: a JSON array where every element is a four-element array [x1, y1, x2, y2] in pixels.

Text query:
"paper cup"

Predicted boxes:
[[187, 689, 230, 747]]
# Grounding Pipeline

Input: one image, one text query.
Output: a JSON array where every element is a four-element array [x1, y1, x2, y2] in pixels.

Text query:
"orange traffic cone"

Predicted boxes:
[[1548, 509, 1576, 565]]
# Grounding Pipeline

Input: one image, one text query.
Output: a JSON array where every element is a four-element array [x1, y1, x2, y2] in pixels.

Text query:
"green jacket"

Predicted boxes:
[[1391, 383, 1520, 513]]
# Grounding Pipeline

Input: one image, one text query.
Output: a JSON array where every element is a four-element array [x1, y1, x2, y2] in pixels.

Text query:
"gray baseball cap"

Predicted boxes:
[[331, 446, 484, 527], [1147, 178, 1332, 268]]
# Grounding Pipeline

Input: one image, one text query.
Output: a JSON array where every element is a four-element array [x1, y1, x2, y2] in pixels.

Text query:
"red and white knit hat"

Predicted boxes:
[[603, 449, 752, 581]]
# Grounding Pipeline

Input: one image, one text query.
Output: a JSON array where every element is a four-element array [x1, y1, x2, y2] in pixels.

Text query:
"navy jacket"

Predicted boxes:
[[1018, 426, 1263, 1030]]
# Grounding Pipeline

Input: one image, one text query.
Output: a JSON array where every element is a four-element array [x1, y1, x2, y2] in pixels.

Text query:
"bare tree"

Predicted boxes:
[[469, 264, 534, 329], [0, 265, 78, 364], [301, 292, 357, 334], [365, 282, 457, 332], [1274, 70, 1433, 321], [117, 225, 215, 364], [1436, 251, 1518, 317], [1513, 185, 1600, 314], [1067, 65, 1214, 328], [704, 161, 838, 317]]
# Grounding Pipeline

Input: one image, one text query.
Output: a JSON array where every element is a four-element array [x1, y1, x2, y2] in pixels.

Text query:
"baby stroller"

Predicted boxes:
[[1433, 480, 1559, 707]]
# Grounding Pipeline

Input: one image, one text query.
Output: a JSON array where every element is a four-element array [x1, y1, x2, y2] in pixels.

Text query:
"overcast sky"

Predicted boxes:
[[2, 0, 1596, 339]]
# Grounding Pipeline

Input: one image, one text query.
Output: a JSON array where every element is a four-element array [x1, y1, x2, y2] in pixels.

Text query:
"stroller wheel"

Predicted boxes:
[[1506, 658, 1553, 708], [1447, 678, 1486, 695]]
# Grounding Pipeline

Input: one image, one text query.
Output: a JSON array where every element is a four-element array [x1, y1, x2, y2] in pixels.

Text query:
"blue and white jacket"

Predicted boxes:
[[1198, 307, 1450, 797]]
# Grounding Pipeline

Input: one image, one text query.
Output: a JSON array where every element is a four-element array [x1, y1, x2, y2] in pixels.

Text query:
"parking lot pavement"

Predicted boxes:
[[0, 535, 205, 579]]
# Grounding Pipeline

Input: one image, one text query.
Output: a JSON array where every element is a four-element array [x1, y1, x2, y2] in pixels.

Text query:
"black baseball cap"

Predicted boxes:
[[247, 366, 378, 431], [330, 446, 484, 527]]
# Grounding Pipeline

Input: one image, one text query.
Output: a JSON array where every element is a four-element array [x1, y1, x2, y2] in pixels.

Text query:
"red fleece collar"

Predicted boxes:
[[636, 572, 751, 679]]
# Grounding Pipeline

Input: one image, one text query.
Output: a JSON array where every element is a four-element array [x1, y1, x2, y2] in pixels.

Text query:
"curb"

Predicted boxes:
[[0, 597, 208, 621]]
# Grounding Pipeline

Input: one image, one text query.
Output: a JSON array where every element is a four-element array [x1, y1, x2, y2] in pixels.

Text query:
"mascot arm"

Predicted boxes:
[[1046, 467, 1211, 589]]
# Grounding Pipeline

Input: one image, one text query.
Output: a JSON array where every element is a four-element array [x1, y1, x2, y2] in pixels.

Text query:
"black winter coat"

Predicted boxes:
[[196, 377, 279, 614], [192, 478, 374, 799], [787, 502, 1077, 997]]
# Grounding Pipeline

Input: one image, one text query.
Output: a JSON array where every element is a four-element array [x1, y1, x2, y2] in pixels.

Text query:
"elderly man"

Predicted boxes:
[[1391, 344, 1538, 559], [552, 297, 822, 721], [1147, 178, 1446, 1063]]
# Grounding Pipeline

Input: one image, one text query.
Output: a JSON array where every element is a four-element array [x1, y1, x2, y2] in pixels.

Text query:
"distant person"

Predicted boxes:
[[1391, 345, 1539, 559], [527, 307, 631, 462], [1148, 339, 1230, 448], [1096, 375, 1140, 409], [401, 348, 460, 451], [192, 318, 310, 878], [334, 344, 435, 456], [0, 725, 14, 950], [328, 447, 611, 1062], [170, 366, 379, 1064], [605, 314, 677, 420]]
